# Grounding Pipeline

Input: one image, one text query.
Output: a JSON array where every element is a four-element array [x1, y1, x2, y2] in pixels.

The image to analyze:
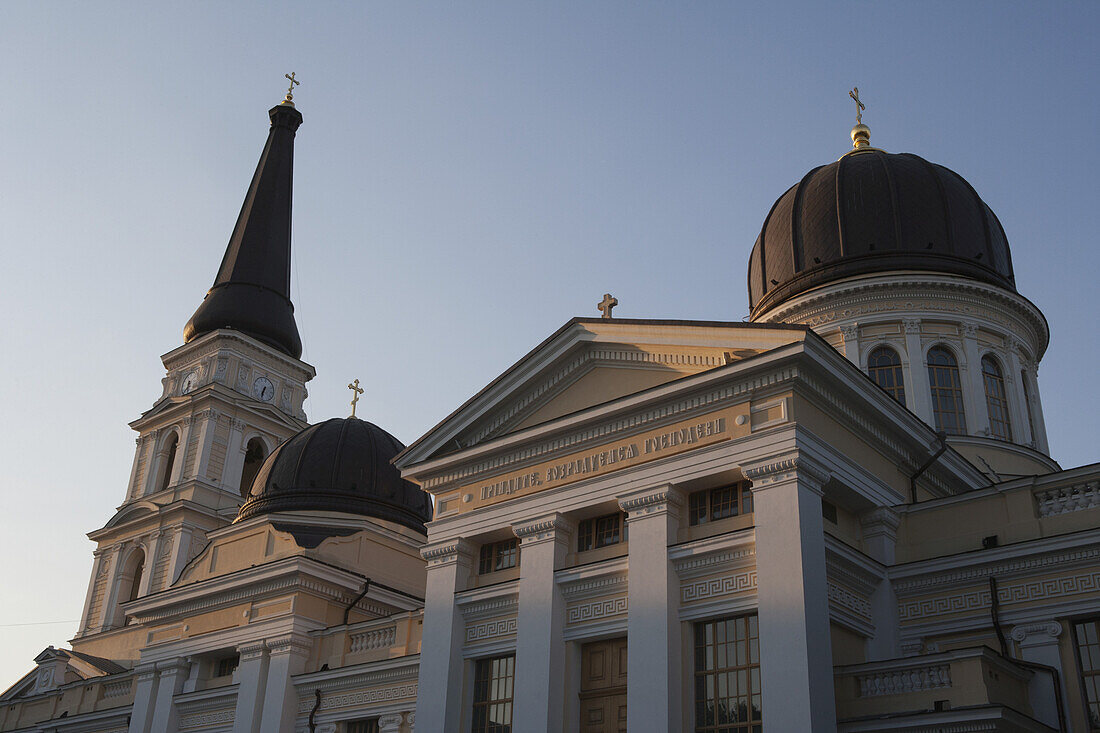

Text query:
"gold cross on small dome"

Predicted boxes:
[[348, 378, 364, 418], [284, 72, 300, 104], [598, 293, 618, 319], [849, 87, 865, 124]]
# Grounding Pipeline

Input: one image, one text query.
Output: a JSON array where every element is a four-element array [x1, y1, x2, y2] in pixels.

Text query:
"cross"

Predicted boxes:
[[347, 379, 364, 418], [849, 87, 865, 124], [597, 293, 618, 319], [284, 72, 300, 102]]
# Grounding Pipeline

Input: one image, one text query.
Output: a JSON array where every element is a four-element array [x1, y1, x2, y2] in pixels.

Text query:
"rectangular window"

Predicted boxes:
[[694, 613, 761, 732], [688, 483, 754, 526], [215, 654, 239, 678], [345, 720, 379, 733], [1073, 618, 1100, 730], [577, 512, 627, 552], [472, 654, 515, 733], [478, 538, 519, 575]]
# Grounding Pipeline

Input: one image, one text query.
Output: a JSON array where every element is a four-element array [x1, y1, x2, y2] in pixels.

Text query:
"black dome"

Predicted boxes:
[[748, 149, 1016, 316], [236, 417, 433, 533]]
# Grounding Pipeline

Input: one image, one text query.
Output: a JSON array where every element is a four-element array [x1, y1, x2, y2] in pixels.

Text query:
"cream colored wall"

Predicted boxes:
[[0, 671, 136, 731], [830, 623, 866, 666]]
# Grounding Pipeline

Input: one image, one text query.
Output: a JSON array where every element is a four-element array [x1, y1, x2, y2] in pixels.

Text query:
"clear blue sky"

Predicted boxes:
[[1, 2, 1097, 689]]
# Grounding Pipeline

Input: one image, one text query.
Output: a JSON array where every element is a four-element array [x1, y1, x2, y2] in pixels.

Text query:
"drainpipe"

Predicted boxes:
[[909, 431, 948, 504], [343, 579, 371, 626], [308, 689, 322, 733]]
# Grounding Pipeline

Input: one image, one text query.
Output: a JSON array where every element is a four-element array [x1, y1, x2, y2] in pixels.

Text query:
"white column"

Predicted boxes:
[[96, 544, 125, 633], [415, 539, 474, 733], [511, 513, 573, 732], [378, 713, 403, 733], [1024, 360, 1051, 453], [961, 323, 989, 436], [78, 549, 106, 633], [616, 485, 683, 731], [167, 525, 199, 586], [149, 658, 189, 733], [192, 409, 220, 482], [221, 418, 248, 493], [859, 508, 900, 661], [258, 634, 312, 733], [838, 323, 860, 365], [903, 319, 934, 424], [139, 531, 165, 596], [170, 417, 195, 486], [127, 663, 158, 733], [744, 456, 837, 732], [232, 641, 269, 733], [1011, 621, 1071, 730], [127, 436, 144, 500], [137, 433, 159, 496], [1003, 338, 1029, 445]]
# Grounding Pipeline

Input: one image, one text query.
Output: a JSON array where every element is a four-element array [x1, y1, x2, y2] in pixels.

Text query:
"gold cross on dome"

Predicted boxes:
[[849, 87, 865, 124], [348, 378, 364, 418], [284, 72, 300, 102], [598, 293, 618, 319]]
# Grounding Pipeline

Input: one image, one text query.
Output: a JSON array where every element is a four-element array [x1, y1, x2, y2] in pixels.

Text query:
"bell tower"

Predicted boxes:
[[73, 92, 316, 648]]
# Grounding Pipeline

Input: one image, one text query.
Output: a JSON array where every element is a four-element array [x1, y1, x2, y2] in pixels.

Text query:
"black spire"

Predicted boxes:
[[183, 101, 304, 358]]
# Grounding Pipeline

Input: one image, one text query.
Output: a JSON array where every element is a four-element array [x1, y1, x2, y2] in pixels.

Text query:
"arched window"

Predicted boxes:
[[127, 551, 145, 602], [981, 356, 1012, 441], [868, 346, 906, 405], [156, 433, 179, 493], [239, 437, 267, 497], [927, 346, 967, 434]]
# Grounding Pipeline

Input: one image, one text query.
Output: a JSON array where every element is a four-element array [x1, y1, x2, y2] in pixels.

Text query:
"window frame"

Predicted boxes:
[[688, 483, 754, 526], [1071, 617, 1100, 731], [867, 345, 906, 405], [577, 512, 627, 552], [693, 612, 762, 732], [927, 345, 968, 435], [471, 654, 515, 733], [478, 538, 519, 575], [981, 355, 1012, 441]]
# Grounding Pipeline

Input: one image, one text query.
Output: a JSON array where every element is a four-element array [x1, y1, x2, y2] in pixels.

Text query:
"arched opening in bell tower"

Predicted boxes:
[[239, 437, 267, 497]]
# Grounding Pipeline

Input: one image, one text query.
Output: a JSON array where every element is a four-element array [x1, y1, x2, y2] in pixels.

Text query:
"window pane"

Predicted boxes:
[[694, 613, 761, 732], [928, 347, 967, 434], [868, 346, 906, 405], [472, 655, 515, 733]]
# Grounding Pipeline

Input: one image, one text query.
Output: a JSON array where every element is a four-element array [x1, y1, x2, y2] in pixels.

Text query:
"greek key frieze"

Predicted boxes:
[[681, 570, 757, 604]]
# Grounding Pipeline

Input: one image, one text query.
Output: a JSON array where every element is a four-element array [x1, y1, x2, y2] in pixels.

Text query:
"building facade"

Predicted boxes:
[[2, 97, 1099, 733]]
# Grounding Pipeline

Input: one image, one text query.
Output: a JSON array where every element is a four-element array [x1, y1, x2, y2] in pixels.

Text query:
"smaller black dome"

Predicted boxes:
[[236, 417, 433, 533]]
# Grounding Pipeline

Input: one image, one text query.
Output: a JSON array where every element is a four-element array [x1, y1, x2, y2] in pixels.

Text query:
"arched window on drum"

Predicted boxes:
[[981, 355, 1012, 441], [867, 346, 906, 405], [927, 346, 967, 435]]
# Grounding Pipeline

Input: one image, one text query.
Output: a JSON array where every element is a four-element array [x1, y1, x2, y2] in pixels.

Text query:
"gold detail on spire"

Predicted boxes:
[[849, 87, 871, 149], [283, 72, 300, 106], [598, 293, 618, 319], [348, 378, 364, 418]]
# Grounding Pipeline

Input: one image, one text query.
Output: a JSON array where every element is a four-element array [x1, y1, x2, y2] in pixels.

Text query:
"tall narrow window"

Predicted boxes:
[[981, 356, 1012, 441], [239, 437, 267, 497], [127, 551, 145, 602], [157, 433, 179, 493], [472, 654, 514, 732], [927, 346, 967, 434], [694, 613, 761, 732], [1022, 369, 1038, 444], [1072, 618, 1100, 729], [868, 346, 906, 405]]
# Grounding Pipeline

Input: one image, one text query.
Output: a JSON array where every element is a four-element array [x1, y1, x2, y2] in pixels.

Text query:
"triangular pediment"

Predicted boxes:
[[396, 318, 807, 467]]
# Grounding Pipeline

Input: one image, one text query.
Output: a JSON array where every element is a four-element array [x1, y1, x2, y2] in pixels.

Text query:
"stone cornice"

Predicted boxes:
[[617, 484, 682, 518], [292, 654, 420, 698], [741, 452, 830, 491], [512, 512, 574, 544]]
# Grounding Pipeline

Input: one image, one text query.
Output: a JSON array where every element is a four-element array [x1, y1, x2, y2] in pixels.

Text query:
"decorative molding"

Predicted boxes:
[[179, 709, 234, 729], [903, 318, 922, 334], [378, 713, 404, 732], [893, 544, 1100, 595], [682, 570, 757, 604], [459, 593, 519, 622], [617, 484, 681, 518], [1035, 481, 1100, 517], [828, 581, 872, 622], [899, 568, 1100, 622], [673, 546, 755, 577], [742, 454, 829, 490], [420, 539, 474, 567], [857, 664, 951, 697], [560, 572, 628, 601], [294, 663, 419, 700], [567, 596, 627, 625], [348, 626, 396, 654], [299, 684, 418, 713], [101, 678, 132, 698], [267, 634, 312, 658], [860, 506, 901, 543], [466, 617, 517, 643]]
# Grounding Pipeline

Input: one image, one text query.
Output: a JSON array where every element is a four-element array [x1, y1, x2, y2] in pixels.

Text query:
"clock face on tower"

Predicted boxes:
[[252, 376, 275, 402], [180, 370, 199, 394]]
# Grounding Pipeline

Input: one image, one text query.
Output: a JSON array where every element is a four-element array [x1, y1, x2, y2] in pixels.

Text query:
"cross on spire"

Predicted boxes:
[[849, 87, 865, 124], [348, 378, 364, 418], [598, 293, 618, 319], [284, 72, 300, 104]]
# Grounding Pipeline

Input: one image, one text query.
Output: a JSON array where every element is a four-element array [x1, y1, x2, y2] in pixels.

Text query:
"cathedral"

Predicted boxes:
[[2, 84, 1098, 733]]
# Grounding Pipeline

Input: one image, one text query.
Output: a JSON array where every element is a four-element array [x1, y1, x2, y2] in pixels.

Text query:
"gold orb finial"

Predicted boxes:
[[848, 87, 870, 149]]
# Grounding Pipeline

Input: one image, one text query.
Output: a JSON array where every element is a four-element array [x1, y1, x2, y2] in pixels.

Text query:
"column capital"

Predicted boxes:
[[860, 507, 900, 541], [1010, 620, 1063, 646], [155, 658, 191, 677], [742, 453, 830, 493], [266, 633, 312, 658], [617, 484, 683, 520], [839, 323, 859, 340], [903, 318, 922, 334], [237, 640, 268, 661], [377, 713, 404, 732], [961, 322, 979, 339], [134, 662, 159, 682], [512, 512, 574, 545], [420, 537, 475, 567], [405, 711, 415, 730]]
